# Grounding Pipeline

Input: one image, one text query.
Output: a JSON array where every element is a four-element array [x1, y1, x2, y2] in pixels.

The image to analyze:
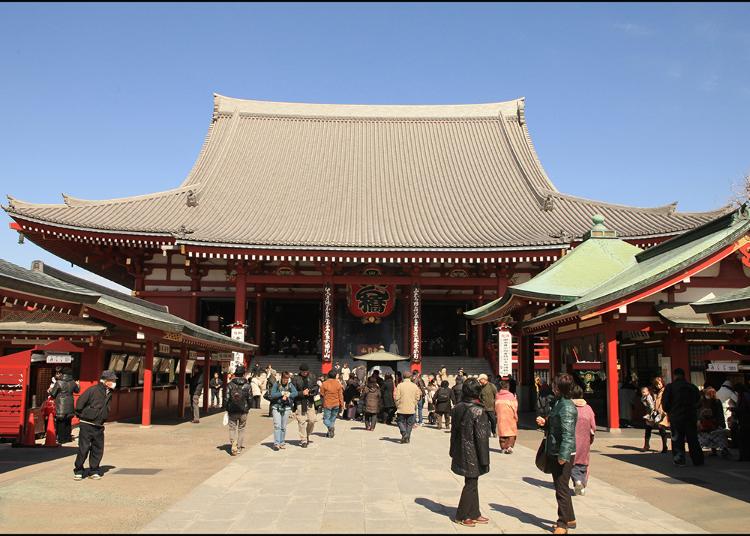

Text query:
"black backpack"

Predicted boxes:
[[436, 388, 451, 404], [227, 381, 249, 413]]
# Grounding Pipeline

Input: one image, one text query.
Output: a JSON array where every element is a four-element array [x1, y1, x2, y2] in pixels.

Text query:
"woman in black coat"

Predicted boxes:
[[47, 367, 79, 443], [380, 374, 396, 425], [433, 380, 456, 430], [449, 378, 491, 527]]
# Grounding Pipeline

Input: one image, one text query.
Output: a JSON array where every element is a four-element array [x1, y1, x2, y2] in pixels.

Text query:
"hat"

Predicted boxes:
[[100, 370, 117, 381], [299, 363, 309, 372], [234, 365, 246, 376], [478, 373, 489, 381]]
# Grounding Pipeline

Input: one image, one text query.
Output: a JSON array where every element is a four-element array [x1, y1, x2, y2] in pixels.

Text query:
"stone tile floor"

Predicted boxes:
[[140, 418, 705, 534]]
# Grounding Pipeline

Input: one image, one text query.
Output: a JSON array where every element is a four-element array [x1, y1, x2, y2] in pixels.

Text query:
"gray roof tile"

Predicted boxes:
[[4, 95, 729, 250]]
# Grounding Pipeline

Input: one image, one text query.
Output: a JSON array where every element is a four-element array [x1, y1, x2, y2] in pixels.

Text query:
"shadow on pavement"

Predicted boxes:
[[602, 451, 750, 504], [215, 444, 232, 455], [522, 476, 554, 489], [0, 444, 79, 474], [489, 503, 554, 530], [414, 497, 456, 520], [610, 444, 647, 452], [379, 437, 402, 444], [115, 407, 227, 427]]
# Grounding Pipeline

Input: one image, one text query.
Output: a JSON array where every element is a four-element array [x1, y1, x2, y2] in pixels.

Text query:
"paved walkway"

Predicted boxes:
[[140, 418, 704, 534]]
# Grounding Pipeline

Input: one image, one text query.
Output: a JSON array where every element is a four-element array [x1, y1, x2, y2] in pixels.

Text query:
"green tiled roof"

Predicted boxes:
[[691, 286, 750, 315], [0, 258, 100, 305], [465, 215, 642, 322], [1, 259, 256, 351], [656, 302, 750, 329], [526, 206, 750, 329]]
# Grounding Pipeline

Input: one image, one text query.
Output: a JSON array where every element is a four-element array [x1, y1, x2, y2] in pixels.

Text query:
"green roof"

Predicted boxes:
[[465, 215, 641, 322], [691, 286, 750, 315], [525, 206, 750, 329], [0, 258, 100, 305], [7, 260, 257, 351], [656, 302, 750, 329]]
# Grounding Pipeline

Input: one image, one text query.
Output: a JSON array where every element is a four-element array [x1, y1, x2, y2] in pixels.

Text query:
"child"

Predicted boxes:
[[571, 384, 596, 496]]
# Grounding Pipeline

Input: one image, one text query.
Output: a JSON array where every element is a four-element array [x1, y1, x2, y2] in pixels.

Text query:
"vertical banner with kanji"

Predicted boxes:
[[498, 329, 512, 377], [322, 284, 334, 362], [230, 326, 245, 372], [411, 285, 421, 363]]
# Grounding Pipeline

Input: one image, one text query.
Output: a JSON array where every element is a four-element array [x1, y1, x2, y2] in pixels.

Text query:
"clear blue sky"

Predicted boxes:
[[1, 3, 749, 291]]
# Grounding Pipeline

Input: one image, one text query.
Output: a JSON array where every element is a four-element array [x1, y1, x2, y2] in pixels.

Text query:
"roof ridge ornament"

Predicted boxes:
[[667, 202, 677, 216], [186, 190, 198, 207], [517, 98, 526, 126], [542, 194, 555, 212], [583, 214, 618, 240], [172, 225, 195, 239], [6, 195, 16, 211]]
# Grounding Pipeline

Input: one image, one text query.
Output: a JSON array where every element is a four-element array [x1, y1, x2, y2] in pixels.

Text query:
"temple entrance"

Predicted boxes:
[[264, 300, 321, 356], [422, 301, 472, 356], [335, 298, 405, 361]]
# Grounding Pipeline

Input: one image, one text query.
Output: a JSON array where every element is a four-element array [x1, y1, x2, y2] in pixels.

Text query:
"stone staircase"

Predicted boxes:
[[250, 354, 493, 377], [420, 356, 494, 377]]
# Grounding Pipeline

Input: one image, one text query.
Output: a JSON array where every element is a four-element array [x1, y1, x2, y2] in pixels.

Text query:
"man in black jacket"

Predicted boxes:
[[48, 367, 79, 444], [73, 370, 116, 480], [449, 378, 491, 527], [291, 363, 318, 448], [663, 368, 704, 467], [225, 365, 253, 456]]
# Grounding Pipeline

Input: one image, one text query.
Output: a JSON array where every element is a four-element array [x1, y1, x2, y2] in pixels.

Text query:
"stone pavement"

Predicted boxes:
[[140, 418, 705, 534]]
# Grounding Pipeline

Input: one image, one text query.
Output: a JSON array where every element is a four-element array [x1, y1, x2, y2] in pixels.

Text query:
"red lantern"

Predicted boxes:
[[347, 284, 396, 319]]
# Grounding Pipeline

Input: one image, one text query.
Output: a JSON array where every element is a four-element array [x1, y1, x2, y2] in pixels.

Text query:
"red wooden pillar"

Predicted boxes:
[[235, 265, 247, 327], [321, 283, 334, 375], [401, 287, 410, 356], [604, 323, 620, 430], [255, 290, 263, 353], [496, 269, 508, 298], [202, 353, 211, 412], [411, 285, 422, 374], [475, 289, 485, 359], [664, 328, 689, 380], [78, 344, 104, 393], [177, 346, 187, 419], [548, 328, 557, 378], [142, 340, 154, 427]]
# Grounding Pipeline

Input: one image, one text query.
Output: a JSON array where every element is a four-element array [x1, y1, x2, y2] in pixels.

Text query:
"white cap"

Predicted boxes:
[[478, 373, 489, 381]]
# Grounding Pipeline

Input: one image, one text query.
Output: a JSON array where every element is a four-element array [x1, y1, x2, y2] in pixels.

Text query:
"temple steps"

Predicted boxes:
[[249, 354, 493, 377]]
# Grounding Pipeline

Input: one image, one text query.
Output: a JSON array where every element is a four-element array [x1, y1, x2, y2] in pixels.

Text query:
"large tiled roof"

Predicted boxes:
[[4, 94, 729, 251]]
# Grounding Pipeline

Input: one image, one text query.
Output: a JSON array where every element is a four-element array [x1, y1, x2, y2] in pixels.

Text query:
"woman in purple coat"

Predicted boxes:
[[570, 384, 596, 496]]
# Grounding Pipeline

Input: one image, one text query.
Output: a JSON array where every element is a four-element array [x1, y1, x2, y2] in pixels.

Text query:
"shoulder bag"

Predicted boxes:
[[535, 433, 552, 474]]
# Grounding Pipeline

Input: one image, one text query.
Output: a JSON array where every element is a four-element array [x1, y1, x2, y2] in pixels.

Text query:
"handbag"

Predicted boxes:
[[535, 435, 552, 474]]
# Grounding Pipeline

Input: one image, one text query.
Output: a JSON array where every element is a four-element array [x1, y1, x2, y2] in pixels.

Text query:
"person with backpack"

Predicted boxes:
[[433, 380, 456, 430], [225, 365, 253, 456], [47, 366, 79, 444], [362, 377, 383, 431]]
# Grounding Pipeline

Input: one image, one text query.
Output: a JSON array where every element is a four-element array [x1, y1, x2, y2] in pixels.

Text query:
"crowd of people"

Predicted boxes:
[[43, 358, 750, 533]]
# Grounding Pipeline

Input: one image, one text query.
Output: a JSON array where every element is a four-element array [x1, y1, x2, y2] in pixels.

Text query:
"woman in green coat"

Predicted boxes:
[[536, 373, 578, 534]]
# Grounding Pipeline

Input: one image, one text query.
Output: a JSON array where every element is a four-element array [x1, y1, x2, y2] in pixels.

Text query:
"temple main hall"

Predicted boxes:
[[3, 94, 729, 420]]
